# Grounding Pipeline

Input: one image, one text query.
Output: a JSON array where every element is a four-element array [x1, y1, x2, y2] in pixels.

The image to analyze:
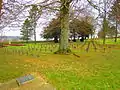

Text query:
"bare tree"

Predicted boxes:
[[87, 0, 115, 44], [109, 0, 120, 42], [0, 0, 36, 31], [0, 0, 2, 16], [36, 0, 92, 53], [0, 0, 93, 54]]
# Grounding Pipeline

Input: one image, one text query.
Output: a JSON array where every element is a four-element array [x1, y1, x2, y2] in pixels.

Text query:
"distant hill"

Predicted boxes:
[[0, 36, 21, 41]]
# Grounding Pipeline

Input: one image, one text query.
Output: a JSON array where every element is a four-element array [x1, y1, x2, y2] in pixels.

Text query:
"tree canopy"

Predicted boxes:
[[42, 16, 94, 42]]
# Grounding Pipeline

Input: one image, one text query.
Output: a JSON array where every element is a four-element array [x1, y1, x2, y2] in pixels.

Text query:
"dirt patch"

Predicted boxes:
[[0, 72, 55, 90]]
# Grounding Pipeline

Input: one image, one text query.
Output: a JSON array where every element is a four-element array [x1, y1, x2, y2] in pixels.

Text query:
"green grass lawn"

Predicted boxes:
[[0, 41, 120, 90], [96, 38, 120, 44]]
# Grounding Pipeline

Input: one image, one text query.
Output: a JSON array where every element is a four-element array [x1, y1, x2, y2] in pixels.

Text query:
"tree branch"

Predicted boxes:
[[86, 0, 100, 11]]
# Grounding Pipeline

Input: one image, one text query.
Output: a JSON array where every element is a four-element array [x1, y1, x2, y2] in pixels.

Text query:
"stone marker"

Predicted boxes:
[[16, 74, 34, 86], [0, 73, 56, 90]]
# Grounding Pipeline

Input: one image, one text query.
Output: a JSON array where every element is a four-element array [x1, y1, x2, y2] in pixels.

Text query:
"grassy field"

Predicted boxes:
[[96, 38, 120, 44], [0, 40, 120, 90]]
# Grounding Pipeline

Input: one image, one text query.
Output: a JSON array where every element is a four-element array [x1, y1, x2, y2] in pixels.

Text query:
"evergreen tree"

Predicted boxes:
[[28, 5, 41, 42], [20, 18, 32, 42]]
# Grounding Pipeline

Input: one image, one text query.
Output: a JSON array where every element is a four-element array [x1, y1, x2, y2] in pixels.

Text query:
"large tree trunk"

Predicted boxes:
[[57, 0, 71, 53], [103, 18, 106, 45], [115, 19, 118, 42], [103, 0, 107, 45], [33, 19, 37, 44], [54, 36, 58, 43], [115, 0, 118, 42], [33, 26, 36, 43], [0, 0, 3, 17], [0, 0, 2, 14], [73, 29, 76, 42], [34, 29, 36, 43]]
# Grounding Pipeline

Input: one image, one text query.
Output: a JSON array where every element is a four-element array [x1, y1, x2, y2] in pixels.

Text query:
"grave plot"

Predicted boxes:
[[0, 73, 56, 90]]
